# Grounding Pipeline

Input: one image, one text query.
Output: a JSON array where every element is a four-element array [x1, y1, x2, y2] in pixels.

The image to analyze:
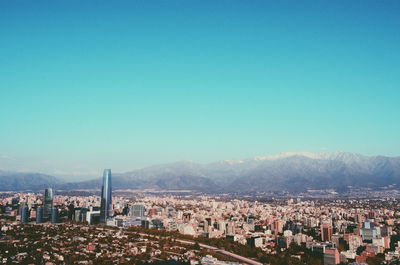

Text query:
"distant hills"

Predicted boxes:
[[1, 152, 400, 193], [0, 171, 62, 191]]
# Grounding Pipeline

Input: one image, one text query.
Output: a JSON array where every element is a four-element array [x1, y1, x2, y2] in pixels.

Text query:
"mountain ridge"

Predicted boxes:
[[0, 170, 62, 191], [1, 151, 400, 193]]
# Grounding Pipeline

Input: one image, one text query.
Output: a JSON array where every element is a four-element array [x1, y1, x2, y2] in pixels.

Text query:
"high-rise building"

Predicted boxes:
[[100, 169, 112, 224], [67, 204, 75, 220], [11, 197, 20, 207], [226, 222, 235, 235], [321, 223, 333, 242], [86, 208, 101, 225], [44, 188, 54, 221], [131, 204, 145, 217], [36, 206, 43, 224], [73, 208, 88, 222], [20, 204, 29, 223], [324, 248, 340, 265], [51, 207, 59, 224], [122, 205, 130, 215], [273, 219, 284, 235], [360, 221, 379, 241]]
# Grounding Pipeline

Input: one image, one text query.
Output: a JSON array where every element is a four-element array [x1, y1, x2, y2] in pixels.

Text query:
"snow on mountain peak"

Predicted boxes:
[[253, 151, 365, 162], [254, 151, 321, 161]]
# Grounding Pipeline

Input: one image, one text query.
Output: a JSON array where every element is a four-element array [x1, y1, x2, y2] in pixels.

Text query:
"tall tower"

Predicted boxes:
[[36, 206, 43, 224], [43, 188, 54, 221], [100, 169, 112, 224], [20, 204, 29, 223], [51, 207, 59, 224], [321, 223, 333, 242]]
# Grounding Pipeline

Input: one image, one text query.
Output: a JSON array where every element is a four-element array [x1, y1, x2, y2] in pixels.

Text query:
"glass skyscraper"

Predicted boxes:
[[44, 188, 54, 221], [20, 204, 29, 223], [100, 169, 112, 224], [36, 206, 43, 224], [51, 207, 59, 224]]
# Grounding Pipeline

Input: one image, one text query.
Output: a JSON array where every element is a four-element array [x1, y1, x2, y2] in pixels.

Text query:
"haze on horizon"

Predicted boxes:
[[0, 0, 399, 180]]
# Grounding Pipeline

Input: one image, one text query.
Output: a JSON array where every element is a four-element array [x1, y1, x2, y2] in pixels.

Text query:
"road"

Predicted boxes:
[[175, 239, 263, 265], [134, 231, 263, 265]]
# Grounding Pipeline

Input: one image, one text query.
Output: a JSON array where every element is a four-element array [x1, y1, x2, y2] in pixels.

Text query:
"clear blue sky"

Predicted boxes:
[[0, 0, 399, 179]]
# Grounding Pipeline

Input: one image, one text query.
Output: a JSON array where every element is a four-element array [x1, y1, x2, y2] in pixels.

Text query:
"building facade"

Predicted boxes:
[[36, 206, 43, 224], [44, 188, 54, 221], [131, 204, 145, 217], [100, 169, 112, 224]]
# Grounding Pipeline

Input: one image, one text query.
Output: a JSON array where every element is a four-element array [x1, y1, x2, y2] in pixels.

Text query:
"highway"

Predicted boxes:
[[134, 231, 263, 265], [175, 239, 263, 265]]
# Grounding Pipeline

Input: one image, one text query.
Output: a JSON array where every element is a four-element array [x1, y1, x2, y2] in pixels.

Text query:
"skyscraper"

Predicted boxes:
[[321, 223, 333, 242], [20, 204, 29, 223], [36, 206, 43, 224], [44, 188, 54, 221], [100, 169, 112, 224], [67, 203, 75, 220], [51, 207, 59, 224]]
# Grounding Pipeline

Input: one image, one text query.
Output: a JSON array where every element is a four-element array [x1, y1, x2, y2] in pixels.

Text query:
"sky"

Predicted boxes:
[[0, 0, 399, 180]]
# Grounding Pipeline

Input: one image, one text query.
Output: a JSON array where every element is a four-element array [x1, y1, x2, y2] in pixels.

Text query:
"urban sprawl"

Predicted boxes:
[[1, 170, 400, 265]]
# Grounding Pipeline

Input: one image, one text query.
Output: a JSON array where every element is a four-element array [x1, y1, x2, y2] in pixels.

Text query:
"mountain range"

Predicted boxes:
[[1, 152, 400, 193], [0, 170, 61, 191]]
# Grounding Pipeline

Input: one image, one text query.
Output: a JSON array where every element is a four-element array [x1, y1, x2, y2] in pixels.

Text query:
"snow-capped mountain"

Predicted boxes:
[[2, 152, 399, 192], [58, 151, 400, 193]]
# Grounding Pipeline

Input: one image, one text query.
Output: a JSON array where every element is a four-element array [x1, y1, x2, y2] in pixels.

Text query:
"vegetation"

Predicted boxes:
[[127, 226, 324, 265]]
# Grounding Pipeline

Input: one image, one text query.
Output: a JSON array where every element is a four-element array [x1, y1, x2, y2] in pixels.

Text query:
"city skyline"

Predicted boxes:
[[3, 188, 400, 264], [1, 0, 399, 179], [2, 1, 400, 265]]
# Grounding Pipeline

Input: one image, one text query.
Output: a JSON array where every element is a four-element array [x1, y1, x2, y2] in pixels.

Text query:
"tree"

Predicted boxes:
[[192, 242, 200, 250], [356, 245, 366, 255]]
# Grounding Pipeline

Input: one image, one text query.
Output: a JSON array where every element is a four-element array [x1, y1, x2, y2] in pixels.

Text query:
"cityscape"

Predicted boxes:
[[2, 168, 400, 264], [1, 0, 400, 265]]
